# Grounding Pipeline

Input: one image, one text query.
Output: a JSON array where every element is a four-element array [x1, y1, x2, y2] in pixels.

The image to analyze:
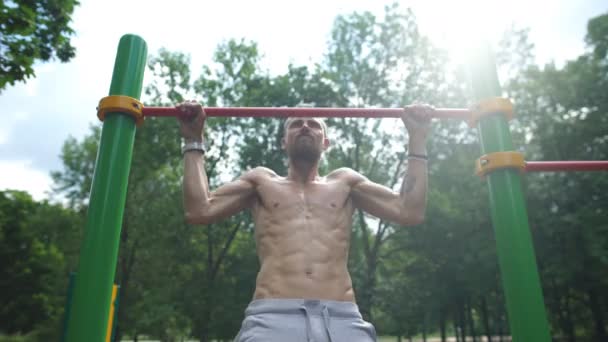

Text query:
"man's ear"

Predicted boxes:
[[281, 137, 286, 150], [323, 138, 330, 150]]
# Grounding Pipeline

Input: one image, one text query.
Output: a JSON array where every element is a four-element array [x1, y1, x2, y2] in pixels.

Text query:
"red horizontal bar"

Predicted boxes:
[[142, 106, 471, 120], [139, 107, 608, 172], [525, 161, 608, 172]]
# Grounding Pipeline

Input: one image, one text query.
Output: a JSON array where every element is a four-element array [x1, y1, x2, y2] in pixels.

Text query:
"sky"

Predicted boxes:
[[0, 0, 605, 201]]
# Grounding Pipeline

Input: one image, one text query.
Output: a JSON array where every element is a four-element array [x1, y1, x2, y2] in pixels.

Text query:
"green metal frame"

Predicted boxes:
[[469, 42, 551, 341], [64, 34, 551, 341], [65, 34, 147, 342]]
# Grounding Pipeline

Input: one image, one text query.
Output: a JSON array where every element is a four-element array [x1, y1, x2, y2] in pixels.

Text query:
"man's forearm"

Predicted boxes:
[[183, 151, 210, 221], [400, 136, 428, 221]]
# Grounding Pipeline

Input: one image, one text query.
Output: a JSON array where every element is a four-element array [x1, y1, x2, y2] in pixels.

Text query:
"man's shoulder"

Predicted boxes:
[[242, 166, 279, 182], [327, 167, 367, 184]]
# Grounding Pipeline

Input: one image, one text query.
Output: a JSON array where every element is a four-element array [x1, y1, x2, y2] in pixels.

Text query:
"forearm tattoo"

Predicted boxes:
[[404, 175, 417, 193]]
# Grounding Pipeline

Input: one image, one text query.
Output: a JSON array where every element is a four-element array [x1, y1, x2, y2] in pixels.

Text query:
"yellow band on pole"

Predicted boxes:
[[106, 285, 118, 342], [469, 97, 514, 127], [97, 95, 145, 126], [475, 151, 525, 178]]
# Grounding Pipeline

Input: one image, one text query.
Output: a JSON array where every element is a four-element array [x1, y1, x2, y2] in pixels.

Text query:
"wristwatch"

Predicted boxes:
[[182, 140, 206, 155]]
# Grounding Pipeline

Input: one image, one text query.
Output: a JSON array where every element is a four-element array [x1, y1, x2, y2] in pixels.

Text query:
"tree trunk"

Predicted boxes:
[[422, 311, 428, 342], [560, 289, 576, 342], [198, 326, 209, 342], [197, 296, 213, 342], [355, 153, 403, 321], [397, 335, 402, 342], [497, 314, 504, 342], [114, 220, 139, 342], [467, 300, 478, 342], [356, 209, 384, 321], [194, 222, 240, 342], [440, 308, 447, 342], [359, 270, 375, 320], [587, 287, 607, 342], [480, 297, 492, 342], [458, 302, 467, 342]]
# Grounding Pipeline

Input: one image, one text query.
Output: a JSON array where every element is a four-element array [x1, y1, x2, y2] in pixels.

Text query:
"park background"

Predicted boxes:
[[0, 0, 607, 341]]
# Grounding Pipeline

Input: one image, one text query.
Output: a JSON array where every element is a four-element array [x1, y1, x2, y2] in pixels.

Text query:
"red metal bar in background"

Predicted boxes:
[[525, 161, 608, 172], [142, 106, 471, 120], [142, 107, 607, 173]]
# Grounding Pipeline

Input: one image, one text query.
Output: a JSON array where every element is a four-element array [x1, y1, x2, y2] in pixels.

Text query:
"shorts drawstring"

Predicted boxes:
[[300, 305, 314, 342], [300, 304, 334, 342], [322, 305, 334, 342]]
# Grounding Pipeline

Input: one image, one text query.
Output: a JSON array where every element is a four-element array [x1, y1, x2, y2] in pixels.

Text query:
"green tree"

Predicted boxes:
[[0, 190, 80, 339], [501, 12, 608, 341], [0, 0, 79, 91], [51, 125, 100, 210]]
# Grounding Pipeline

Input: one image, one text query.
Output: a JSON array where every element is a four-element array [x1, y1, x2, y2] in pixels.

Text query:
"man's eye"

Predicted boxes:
[[308, 122, 321, 129]]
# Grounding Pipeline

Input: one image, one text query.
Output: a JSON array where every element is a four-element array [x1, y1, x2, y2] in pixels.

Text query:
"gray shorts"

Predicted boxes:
[[234, 298, 377, 342]]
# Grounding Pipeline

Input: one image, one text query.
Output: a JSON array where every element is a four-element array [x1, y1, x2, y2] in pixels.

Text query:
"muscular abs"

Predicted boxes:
[[251, 173, 356, 302]]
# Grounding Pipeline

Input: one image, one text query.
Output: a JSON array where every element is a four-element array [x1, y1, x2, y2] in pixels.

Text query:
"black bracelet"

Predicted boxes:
[[408, 153, 428, 160]]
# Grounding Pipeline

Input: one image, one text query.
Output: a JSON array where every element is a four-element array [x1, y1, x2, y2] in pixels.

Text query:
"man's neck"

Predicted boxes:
[[287, 159, 320, 183]]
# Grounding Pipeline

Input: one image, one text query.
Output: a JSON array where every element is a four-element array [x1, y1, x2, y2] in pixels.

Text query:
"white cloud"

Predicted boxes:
[[0, 111, 30, 145], [0, 160, 53, 201], [13, 111, 30, 120], [24, 78, 39, 97]]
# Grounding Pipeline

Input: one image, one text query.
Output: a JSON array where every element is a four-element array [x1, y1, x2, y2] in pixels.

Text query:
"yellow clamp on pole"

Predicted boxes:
[[97, 95, 144, 126], [475, 151, 526, 178], [469, 97, 514, 128]]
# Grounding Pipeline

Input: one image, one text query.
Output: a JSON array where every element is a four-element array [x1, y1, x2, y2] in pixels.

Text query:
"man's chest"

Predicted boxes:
[[254, 179, 352, 213]]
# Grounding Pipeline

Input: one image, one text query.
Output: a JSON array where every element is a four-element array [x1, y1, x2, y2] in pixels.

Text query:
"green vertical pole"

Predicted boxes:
[[66, 34, 147, 342], [469, 42, 551, 341], [60, 272, 77, 342]]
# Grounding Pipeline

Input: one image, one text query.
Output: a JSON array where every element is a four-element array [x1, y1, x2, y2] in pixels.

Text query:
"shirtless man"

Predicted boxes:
[[178, 101, 432, 342]]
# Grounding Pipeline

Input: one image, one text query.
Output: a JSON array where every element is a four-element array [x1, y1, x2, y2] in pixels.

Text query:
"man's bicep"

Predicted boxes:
[[211, 177, 256, 204], [351, 179, 399, 207], [210, 173, 258, 207], [195, 173, 259, 224], [350, 176, 403, 222]]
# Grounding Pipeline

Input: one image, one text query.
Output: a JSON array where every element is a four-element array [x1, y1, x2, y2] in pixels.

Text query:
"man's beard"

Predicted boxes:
[[288, 138, 322, 163]]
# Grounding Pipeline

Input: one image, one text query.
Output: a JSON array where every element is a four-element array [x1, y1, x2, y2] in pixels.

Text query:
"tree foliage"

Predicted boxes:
[[0, 0, 79, 91], [0, 190, 81, 339]]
